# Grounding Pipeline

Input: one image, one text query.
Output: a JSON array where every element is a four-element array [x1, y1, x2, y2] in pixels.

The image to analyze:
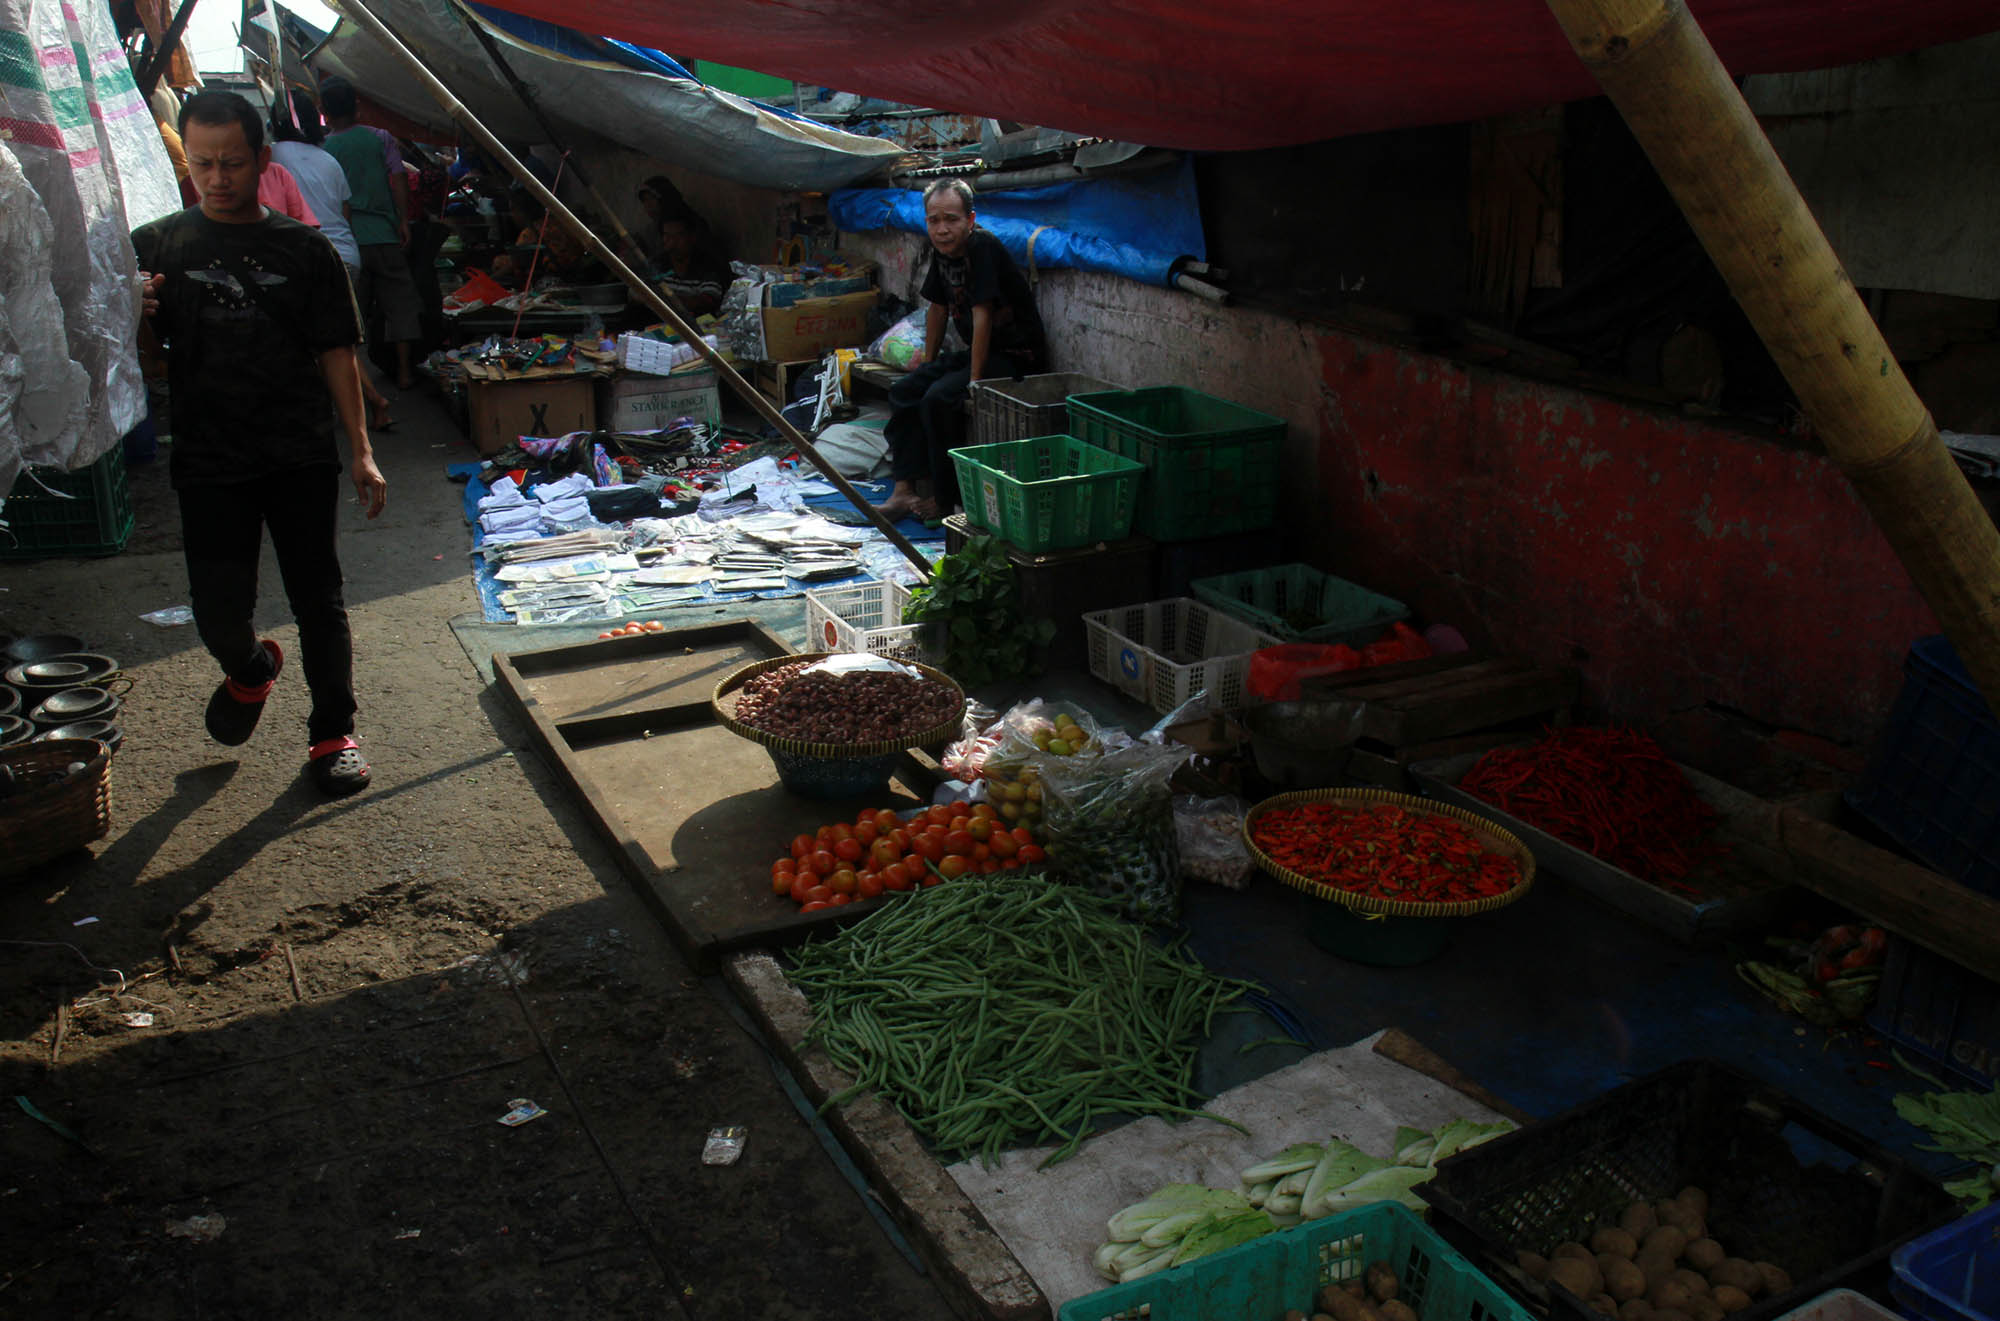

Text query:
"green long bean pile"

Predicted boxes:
[[790, 873, 1258, 1167]]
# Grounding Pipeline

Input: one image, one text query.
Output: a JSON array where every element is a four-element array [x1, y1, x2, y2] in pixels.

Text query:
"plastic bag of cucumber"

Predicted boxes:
[[1039, 734, 1190, 925]]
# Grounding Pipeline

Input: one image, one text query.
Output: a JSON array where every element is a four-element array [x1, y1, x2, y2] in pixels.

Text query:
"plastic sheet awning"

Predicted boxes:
[[467, 0, 2000, 150], [312, 0, 907, 190]]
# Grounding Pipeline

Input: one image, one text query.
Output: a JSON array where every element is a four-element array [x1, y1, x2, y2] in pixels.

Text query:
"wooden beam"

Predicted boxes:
[[1777, 806, 2000, 977], [1541, 0, 2000, 719]]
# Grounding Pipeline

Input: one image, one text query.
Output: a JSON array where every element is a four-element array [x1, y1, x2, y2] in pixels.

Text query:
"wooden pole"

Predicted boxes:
[[336, 0, 935, 579], [137, 0, 200, 99], [449, 0, 650, 271], [1543, 0, 2000, 716]]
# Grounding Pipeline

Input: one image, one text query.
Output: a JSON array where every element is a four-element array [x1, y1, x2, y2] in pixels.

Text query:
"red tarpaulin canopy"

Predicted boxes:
[[465, 0, 2000, 149]]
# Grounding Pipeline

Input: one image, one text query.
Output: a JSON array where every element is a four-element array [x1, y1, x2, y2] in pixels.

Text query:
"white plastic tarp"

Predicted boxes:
[[0, 0, 179, 509]]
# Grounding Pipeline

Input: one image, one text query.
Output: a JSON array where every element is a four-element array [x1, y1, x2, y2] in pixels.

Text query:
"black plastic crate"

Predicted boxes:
[[1420, 1060, 1957, 1321], [969, 372, 1121, 448], [0, 447, 134, 559]]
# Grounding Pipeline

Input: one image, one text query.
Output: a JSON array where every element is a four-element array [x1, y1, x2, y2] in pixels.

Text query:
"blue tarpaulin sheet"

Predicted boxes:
[[830, 156, 1206, 288]]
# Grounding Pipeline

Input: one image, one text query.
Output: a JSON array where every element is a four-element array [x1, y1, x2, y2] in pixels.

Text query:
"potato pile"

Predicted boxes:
[[1515, 1188, 1793, 1321], [1283, 1258, 1416, 1321]]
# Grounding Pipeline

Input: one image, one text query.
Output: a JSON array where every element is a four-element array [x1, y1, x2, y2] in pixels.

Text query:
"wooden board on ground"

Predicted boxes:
[[492, 618, 943, 970]]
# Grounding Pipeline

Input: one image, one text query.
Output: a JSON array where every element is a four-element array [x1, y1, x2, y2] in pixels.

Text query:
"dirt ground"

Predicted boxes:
[[0, 393, 958, 1318]]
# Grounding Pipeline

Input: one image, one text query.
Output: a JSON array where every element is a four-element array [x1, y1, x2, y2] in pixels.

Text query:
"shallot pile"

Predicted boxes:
[[732, 661, 958, 745]]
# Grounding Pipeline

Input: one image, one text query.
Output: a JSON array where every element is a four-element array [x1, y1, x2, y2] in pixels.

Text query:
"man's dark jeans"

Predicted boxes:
[[884, 350, 973, 509], [179, 468, 356, 745]]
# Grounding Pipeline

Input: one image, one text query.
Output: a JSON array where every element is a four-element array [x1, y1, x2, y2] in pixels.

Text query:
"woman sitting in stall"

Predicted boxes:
[[653, 210, 732, 319]]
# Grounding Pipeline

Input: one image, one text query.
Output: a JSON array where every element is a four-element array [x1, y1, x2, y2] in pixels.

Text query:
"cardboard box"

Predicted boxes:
[[759, 262, 876, 309], [760, 290, 876, 363], [465, 375, 596, 457], [598, 367, 722, 432], [753, 358, 817, 406]]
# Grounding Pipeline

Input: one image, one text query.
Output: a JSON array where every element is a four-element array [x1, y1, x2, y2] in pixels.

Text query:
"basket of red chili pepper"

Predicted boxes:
[[1243, 789, 1534, 918]]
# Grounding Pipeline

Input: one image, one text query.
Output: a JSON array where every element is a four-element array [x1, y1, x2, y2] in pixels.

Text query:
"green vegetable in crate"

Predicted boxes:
[[1893, 1065, 2000, 1208], [900, 536, 1056, 687]]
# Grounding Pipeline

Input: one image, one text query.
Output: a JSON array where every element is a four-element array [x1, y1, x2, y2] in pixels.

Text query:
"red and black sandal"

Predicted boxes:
[[308, 736, 371, 797], [204, 639, 284, 747]]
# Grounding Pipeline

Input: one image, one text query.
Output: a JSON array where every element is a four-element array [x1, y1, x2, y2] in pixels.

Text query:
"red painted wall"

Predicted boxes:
[[1300, 332, 1938, 763]]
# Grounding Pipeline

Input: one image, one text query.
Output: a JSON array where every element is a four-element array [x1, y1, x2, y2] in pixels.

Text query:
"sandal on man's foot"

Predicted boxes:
[[205, 640, 283, 746], [308, 736, 371, 797]]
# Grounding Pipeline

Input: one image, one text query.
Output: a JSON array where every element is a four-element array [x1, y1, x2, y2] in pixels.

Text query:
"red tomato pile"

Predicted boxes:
[[770, 801, 1048, 913]]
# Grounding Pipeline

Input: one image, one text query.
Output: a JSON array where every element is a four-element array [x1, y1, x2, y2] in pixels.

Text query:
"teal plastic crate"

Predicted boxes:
[[1061, 1201, 1534, 1321], [1066, 386, 1285, 542], [0, 447, 134, 559], [1195, 563, 1410, 644], [949, 434, 1146, 553]]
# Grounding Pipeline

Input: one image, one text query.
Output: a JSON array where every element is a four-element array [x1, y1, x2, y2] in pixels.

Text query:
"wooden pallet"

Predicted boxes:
[[1302, 653, 1580, 789]]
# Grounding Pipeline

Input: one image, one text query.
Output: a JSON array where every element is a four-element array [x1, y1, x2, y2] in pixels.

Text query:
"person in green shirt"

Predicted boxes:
[[320, 80, 422, 391]]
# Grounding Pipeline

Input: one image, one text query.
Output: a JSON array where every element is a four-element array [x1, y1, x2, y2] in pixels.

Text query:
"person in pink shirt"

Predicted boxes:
[[258, 160, 318, 226]]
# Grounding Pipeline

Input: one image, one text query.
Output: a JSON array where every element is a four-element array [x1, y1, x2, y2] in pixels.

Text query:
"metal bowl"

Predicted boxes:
[[33, 720, 121, 754], [28, 686, 120, 726], [5, 652, 118, 691], [4, 633, 85, 664], [0, 714, 33, 748]]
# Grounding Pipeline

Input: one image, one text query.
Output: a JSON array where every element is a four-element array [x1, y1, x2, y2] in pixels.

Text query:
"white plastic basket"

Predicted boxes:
[[802, 581, 932, 662], [1083, 596, 1284, 713]]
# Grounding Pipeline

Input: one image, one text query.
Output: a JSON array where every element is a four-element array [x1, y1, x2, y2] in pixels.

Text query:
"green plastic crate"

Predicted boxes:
[[1066, 386, 1285, 542], [949, 434, 1146, 553], [0, 447, 134, 559], [1061, 1201, 1535, 1321], [1194, 563, 1410, 644]]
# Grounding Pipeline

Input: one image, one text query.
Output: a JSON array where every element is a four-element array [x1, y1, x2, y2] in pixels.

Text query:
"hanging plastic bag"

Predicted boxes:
[[1175, 795, 1254, 889], [1038, 738, 1190, 925]]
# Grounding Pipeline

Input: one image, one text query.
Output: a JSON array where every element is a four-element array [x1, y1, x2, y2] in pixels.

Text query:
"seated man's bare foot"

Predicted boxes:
[[872, 493, 920, 519], [911, 497, 943, 521]]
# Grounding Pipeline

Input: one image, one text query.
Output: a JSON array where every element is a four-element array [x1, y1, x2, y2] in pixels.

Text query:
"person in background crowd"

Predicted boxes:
[[403, 141, 451, 351], [637, 174, 690, 229], [654, 210, 731, 318], [132, 90, 385, 797], [259, 158, 317, 226], [269, 89, 395, 432], [320, 79, 421, 390], [875, 177, 1048, 521]]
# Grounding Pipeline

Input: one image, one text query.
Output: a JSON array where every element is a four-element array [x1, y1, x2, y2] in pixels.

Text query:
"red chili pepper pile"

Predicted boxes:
[[1250, 801, 1520, 903], [1460, 727, 1719, 893]]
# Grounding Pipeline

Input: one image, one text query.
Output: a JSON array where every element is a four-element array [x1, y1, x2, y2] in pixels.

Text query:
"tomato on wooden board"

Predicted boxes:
[[881, 864, 912, 892], [938, 855, 972, 880], [869, 839, 901, 870], [967, 818, 993, 843], [854, 821, 878, 845], [803, 884, 834, 905], [872, 809, 900, 834], [810, 849, 838, 876], [789, 873, 815, 904], [970, 804, 998, 822], [857, 874, 885, 899], [1001, 859, 1022, 871], [772, 873, 793, 895], [833, 837, 863, 863], [979, 859, 1001, 873], [913, 835, 944, 863], [1010, 827, 1035, 846], [829, 893, 852, 906], [889, 828, 911, 852], [989, 832, 1019, 860], [829, 869, 858, 895], [800, 900, 831, 912], [944, 829, 976, 856], [1018, 843, 1046, 864], [791, 834, 815, 859], [772, 857, 797, 875], [902, 852, 925, 875]]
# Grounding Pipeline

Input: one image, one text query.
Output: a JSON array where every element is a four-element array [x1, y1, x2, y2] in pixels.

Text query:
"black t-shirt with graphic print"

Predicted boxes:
[[132, 207, 362, 488], [919, 227, 1048, 375]]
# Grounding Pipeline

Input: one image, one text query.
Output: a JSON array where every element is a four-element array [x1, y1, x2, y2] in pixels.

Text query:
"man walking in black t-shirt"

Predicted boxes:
[[877, 178, 1048, 521], [133, 90, 387, 797]]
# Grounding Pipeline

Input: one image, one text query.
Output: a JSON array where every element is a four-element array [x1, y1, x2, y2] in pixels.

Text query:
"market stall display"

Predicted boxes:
[[1243, 789, 1531, 964], [713, 653, 965, 797], [1419, 1060, 1959, 1321], [1414, 741, 1796, 944], [788, 873, 1256, 1167], [765, 800, 1046, 912]]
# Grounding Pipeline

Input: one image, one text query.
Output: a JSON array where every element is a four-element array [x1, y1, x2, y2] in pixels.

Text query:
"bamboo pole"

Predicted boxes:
[[336, 0, 935, 579], [1543, 0, 2000, 715]]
